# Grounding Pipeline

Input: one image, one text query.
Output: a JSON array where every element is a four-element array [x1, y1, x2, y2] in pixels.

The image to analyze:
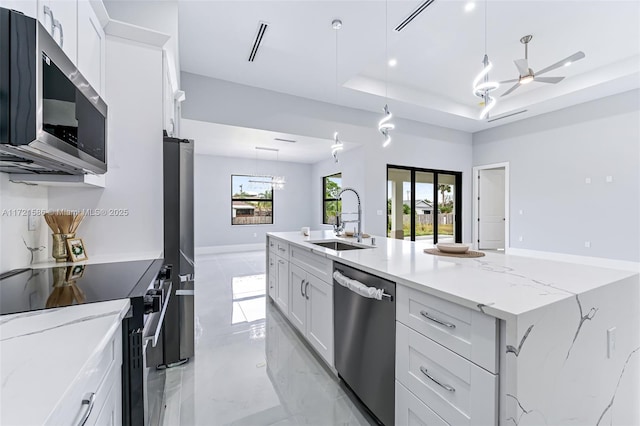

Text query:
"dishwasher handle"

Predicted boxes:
[[333, 270, 393, 301]]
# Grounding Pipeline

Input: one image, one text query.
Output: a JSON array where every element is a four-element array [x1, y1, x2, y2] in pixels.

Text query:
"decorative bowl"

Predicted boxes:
[[436, 243, 470, 254]]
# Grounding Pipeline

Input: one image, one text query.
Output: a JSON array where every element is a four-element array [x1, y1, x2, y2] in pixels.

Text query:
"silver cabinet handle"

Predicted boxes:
[[43, 5, 55, 33], [300, 279, 305, 297], [278, 247, 286, 252], [304, 281, 310, 300], [278, 259, 285, 265], [78, 392, 96, 426], [419, 366, 455, 393], [53, 19, 63, 48], [420, 310, 456, 329]]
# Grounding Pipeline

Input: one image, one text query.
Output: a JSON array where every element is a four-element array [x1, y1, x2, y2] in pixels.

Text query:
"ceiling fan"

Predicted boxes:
[[500, 35, 585, 97]]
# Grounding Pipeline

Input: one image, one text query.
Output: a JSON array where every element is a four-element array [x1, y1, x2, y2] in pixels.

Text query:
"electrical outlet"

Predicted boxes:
[[518, 236, 523, 242], [607, 327, 616, 358], [377, 210, 383, 216], [606, 176, 613, 183], [584, 241, 591, 248], [253, 233, 257, 238], [518, 209, 524, 215], [27, 213, 36, 231], [585, 177, 591, 184]]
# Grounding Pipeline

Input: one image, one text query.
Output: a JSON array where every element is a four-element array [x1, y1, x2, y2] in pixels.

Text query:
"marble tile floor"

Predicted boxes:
[[160, 251, 376, 426]]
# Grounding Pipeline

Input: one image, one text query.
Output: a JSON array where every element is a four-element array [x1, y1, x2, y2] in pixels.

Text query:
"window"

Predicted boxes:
[[231, 175, 273, 225], [387, 166, 462, 243], [322, 173, 342, 224]]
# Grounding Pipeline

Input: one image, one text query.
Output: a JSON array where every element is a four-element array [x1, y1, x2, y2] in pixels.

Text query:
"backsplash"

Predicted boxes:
[[0, 174, 49, 273]]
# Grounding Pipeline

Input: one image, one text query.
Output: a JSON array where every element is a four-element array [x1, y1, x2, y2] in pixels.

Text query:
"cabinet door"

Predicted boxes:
[[306, 274, 333, 366], [275, 257, 289, 314], [40, 0, 77, 63], [0, 0, 37, 18], [77, 0, 105, 95], [288, 264, 307, 333]]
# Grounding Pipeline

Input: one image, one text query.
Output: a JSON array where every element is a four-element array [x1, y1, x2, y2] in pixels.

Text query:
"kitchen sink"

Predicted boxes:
[[309, 240, 372, 251]]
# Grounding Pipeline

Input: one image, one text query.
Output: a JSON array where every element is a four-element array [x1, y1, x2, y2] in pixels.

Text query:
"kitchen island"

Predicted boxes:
[[267, 230, 639, 426], [0, 299, 130, 425]]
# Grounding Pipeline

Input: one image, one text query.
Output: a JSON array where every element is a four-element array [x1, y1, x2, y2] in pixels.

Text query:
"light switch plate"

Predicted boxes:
[[606, 176, 613, 183], [27, 213, 37, 231]]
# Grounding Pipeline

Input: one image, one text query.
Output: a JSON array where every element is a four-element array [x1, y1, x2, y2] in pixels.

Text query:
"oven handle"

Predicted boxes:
[[143, 282, 172, 347]]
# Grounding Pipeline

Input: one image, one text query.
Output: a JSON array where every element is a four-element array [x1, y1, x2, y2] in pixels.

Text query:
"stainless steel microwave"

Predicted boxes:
[[0, 7, 107, 175]]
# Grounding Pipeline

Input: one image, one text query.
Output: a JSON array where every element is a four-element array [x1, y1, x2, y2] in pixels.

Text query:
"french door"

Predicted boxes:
[[387, 165, 462, 243]]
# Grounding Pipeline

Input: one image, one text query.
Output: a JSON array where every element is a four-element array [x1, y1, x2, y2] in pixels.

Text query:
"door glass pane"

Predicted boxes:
[[415, 172, 434, 243], [387, 168, 411, 239], [437, 173, 456, 243]]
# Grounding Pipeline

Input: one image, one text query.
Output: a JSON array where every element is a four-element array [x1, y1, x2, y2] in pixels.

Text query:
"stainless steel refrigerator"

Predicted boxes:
[[155, 133, 195, 367]]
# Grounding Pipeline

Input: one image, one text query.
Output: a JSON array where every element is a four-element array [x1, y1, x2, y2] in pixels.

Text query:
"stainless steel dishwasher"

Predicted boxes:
[[333, 262, 396, 426]]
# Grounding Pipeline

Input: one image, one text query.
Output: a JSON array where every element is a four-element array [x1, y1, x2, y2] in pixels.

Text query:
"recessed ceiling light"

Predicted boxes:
[[388, 58, 397, 67], [464, 2, 476, 12], [564, 61, 572, 67]]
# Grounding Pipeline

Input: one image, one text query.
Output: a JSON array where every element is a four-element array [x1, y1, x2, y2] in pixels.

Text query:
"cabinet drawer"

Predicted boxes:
[[47, 324, 122, 425], [396, 323, 497, 426], [290, 245, 332, 283], [269, 238, 289, 259], [268, 237, 277, 253], [397, 285, 497, 373], [396, 381, 449, 426]]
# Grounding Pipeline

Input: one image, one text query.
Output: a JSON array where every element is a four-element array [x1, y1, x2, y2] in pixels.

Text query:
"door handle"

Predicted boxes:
[[305, 281, 310, 300]]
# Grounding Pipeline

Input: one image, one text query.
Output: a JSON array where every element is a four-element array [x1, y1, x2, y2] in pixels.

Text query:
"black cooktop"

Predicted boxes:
[[0, 259, 164, 316]]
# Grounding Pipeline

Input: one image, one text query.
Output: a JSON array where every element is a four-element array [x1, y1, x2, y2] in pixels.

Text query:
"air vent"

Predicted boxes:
[[255, 146, 279, 152], [487, 110, 528, 122], [274, 138, 296, 143], [248, 22, 269, 62], [394, 0, 436, 32]]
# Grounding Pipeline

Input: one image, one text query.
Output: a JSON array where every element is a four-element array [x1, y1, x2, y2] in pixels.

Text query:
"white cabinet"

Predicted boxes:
[[275, 255, 289, 314], [38, 0, 77, 63], [47, 322, 123, 425], [288, 263, 334, 366], [77, 0, 105, 96], [0, 0, 37, 18], [396, 381, 450, 426]]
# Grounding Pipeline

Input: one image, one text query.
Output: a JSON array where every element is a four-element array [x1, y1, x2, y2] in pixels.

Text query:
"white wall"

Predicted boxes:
[[0, 175, 49, 272], [473, 90, 640, 262], [195, 155, 313, 249], [183, 72, 473, 241], [47, 35, 164, 261]]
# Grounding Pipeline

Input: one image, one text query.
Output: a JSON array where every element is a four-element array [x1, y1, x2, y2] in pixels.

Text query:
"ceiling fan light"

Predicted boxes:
[[519, 75, 534, 85]]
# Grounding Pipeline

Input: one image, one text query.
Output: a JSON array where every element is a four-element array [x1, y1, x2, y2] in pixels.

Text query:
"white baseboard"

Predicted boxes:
[[507, 248, 640, 272], [196, 243, 265, 256]]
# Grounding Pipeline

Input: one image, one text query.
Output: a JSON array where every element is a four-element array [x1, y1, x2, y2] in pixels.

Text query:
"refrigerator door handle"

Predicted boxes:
[[175, 289, 194, 296], [179, 273, 194, 283]]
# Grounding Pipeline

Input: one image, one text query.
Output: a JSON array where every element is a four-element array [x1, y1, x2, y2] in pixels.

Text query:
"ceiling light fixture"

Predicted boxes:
[[472, 0, 499, 120], [464, 1, 476, 12], [330, 19, 344, 163], [248, 21, 269, 62], [380, 0, 395, 148], [564, 61, 572, 67], [388, 58, 397, 67], [251, 147, 286, 190], [394, 0, 436, 32]]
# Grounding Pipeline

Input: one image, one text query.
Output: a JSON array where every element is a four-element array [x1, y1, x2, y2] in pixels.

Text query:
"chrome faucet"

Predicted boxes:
[[335, 187, 362, 243]]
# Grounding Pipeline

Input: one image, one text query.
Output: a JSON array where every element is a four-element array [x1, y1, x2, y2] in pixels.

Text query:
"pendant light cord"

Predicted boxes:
[[484, 0, 487, 54], [385, 0, 389, 99]]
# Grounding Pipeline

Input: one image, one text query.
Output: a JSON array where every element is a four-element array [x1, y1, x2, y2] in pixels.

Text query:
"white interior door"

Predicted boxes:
[[479, 169, 505, 249]]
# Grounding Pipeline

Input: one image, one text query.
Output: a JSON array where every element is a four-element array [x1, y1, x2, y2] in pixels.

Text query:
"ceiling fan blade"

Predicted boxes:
[[499, 78, 519, 84], [536, 51, 586, 76], [534, 76, 565, 84], [514, 59, 529, 76], [500, 82, 521, 97]]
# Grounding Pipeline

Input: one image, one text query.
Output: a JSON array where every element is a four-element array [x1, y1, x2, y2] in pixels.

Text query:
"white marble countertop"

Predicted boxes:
[[268, 231, 638, 321], [0, 299, 130, 425]]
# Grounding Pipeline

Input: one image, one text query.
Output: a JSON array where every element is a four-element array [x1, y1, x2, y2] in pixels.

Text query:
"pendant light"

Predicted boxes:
[[379, 0, 395, 147], [473, 0, 499, 119], [330, 19, 344, 163]]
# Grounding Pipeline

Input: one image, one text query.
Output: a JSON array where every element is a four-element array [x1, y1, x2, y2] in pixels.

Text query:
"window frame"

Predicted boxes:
[[231, 174, 274, 226], [322, 172, 342, 225]]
